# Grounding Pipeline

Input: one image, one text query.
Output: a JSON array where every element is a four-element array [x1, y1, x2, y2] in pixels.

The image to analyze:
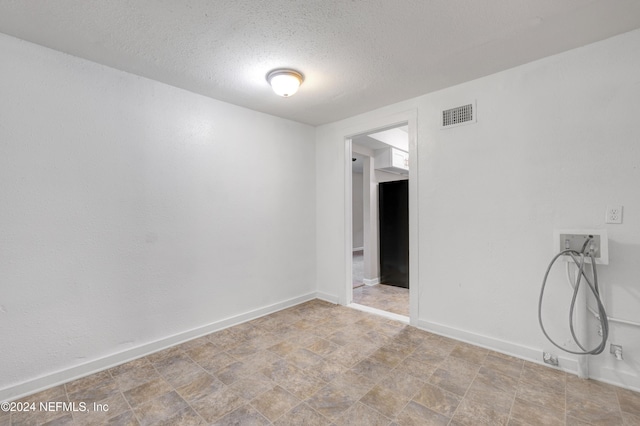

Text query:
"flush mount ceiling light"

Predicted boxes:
[[266, 69, 304, 97]]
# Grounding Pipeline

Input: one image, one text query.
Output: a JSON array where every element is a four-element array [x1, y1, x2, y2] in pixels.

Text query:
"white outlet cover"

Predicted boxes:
[[606, 205, 623, 224]]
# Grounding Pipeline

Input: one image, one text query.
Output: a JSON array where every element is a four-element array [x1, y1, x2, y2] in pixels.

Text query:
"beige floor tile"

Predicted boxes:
[[153, 352, 207, 388], [267, 340, 299, 357], [323, 343, 370, 368], [226, 341, 261, 359], [286, 348, 324, 370], [378, 368, 425, 399], [510, 397, 565, 426], [184, 341, 224, 363], [464, 387, 513, 412], [189, 387, 244, 423], [622, 411, 640, 425], [566, 375, 619, 404], [9, 408, 69, 426], [177, 335, 212, 352], [260, 358, 301, 384], [212, 404, 270, 426], [515, 379, 565, 413], [617, 387, 640, 417], [132, 391, 188, 426], [451, 394, 511, 425], [330, 370, 377, 399], [305, 383, 360, 420], [108, 357, 152, 377], [360, 384, 411, 419], [407, 345, 449, 366], [520, 361, 566, 394], [191, 350, 237, 374], [63, 371, 119, 405], [395, 356, 438, 382], [428, 365, 478, 396], [123, 377, 173, 407], [412, 383, 461, 418], [370, 346, 408, 368], [333, 401, 391, 426], [449, 342, 489, 365], [71, 392, 130, 425], [362, 329, 393, 348], [214, 360, 253, 385], [482, 353, 524, 379], [106, 411, 140, 426], [566, 415, 597, 426], [396, 401, 450, 426], [273, 402, 330, 426], [145, 346, 183, 364], [352, 357, 392, 382], [42, 413, 75, 425], [469, 366, 518, 396], [228, 374, 276, 400], [207, 329, 244, 351], [155, 406, 205, 426], [566, 393, 624, 425], [251, 385, 300, 422], [307, 358, 348, 383], [175, 370, 225, 403], [111, 362, 161, 392], [0, 410, 9, 426], [306, 336, 341, 357]]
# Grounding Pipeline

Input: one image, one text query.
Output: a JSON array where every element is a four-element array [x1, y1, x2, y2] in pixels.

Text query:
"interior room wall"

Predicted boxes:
[[376, 170, 408, 183], [316, 28, 640, 390], [0, 33, 316, 399], [352, 171, 364, 249]]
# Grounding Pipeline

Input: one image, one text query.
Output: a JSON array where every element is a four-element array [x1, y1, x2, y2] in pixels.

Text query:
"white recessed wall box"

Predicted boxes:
[[553, 229, 609, 265]]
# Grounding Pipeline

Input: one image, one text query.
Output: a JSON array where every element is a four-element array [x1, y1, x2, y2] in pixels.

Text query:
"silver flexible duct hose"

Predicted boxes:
[[538, 237, 609, 355]]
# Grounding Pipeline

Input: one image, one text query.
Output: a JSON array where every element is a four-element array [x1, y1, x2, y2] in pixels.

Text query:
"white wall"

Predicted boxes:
[[376, 170, 408, 183], [352, 171, 364, 249], [0, 33, 316, 399], [316, 29, 640, 390]]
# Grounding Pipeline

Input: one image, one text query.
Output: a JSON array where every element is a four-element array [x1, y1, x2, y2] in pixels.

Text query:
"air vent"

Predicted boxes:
[[441, 102, 476, 128]]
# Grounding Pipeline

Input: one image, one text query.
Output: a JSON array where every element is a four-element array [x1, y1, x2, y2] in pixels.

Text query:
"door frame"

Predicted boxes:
[[342, 109, 419, 324]]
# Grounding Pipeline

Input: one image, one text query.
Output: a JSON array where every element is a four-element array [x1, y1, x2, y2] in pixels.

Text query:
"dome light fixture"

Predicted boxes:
[[266, 69, 304, 97]]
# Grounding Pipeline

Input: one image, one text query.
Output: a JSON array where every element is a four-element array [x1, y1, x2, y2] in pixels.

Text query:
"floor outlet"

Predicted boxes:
[[610, 344, 623, 360], [543, 352, 559, 366]]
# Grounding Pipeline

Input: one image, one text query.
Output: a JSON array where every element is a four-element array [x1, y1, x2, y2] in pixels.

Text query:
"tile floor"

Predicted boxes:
[[3, 299, 640, 425], [353, 284, 409, 317]]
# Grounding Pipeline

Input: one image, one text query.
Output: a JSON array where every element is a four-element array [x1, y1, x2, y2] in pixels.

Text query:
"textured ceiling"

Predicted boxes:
[[1, 0, 640, 125]]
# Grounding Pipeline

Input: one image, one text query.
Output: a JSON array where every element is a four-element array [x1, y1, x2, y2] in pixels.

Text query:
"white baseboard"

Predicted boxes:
[[416, 319, 640, 392], [0, 292, 318, 402], [363, 277, 380, 286], [315, 291, 340, 304], [588, 367, 640, 393], [416, 319, 576, 372]]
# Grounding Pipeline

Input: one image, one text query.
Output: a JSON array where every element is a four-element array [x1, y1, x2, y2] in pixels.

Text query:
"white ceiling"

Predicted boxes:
[[1, 1, 640, 126]]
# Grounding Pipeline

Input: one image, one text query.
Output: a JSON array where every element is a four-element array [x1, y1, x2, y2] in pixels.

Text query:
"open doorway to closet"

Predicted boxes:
[[350, 124, 410, 319]]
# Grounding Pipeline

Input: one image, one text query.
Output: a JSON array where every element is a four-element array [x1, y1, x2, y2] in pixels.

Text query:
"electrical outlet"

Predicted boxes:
[[543, 352, 559, 366], [610, 344, 623, 360], [606, 205, 623, 224]]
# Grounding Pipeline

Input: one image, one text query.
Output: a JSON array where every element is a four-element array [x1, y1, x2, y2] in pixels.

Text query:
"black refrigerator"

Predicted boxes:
[[378, 180, 409, 288]]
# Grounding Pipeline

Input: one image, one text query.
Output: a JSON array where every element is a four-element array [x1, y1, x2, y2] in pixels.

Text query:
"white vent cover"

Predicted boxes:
[[441, 101, 476, 128]]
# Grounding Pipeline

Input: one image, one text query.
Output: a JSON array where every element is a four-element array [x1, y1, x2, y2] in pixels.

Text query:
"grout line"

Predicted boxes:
[[505, 359, 524, 425]]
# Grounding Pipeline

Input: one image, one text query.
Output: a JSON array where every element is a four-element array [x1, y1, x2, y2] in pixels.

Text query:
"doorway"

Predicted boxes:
[[347, 121, 414, 322]]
